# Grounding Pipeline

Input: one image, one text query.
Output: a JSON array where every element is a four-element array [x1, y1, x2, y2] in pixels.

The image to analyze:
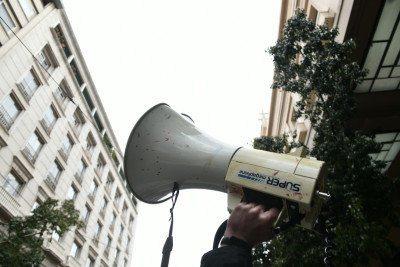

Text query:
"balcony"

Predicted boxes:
[[0, 186, 21, 216]]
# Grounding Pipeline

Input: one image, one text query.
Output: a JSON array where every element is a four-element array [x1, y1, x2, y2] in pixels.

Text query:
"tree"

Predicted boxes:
[[252, 10, 399, 266], [0, 198, 83, 266]]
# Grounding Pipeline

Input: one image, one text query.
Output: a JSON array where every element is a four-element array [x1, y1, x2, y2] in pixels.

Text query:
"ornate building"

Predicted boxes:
[[0, 1, 138, 266]]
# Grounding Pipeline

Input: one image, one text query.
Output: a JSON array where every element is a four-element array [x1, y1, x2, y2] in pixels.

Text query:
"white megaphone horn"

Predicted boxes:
[[124, 103, 330, 230]]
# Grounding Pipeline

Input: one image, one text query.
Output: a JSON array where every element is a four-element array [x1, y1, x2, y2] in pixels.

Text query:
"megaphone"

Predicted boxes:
[[124, 104, 329, 230]]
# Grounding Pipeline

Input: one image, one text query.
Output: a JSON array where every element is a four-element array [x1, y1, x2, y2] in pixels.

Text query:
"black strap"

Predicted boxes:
[[213, 220, 228, 249], [161, 183, 180, 267]]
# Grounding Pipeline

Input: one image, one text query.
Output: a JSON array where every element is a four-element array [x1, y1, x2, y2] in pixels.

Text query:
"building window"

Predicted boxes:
[[71, 107, 85, 129], [125, 237, 131, 252], [114, 189, 121, 208], [66, 184, 78, 200], [370, 132, 400, 172], [129, 216, 135, 230], [104, 236, 111, 256], [96, 153, 106, 176], [110, 212, 116, 231], [106, 174, 114, 193], [51, 228, 61, 242], [54, 24, 71, 58], [41, 105, 57, 133], [37, 44, 58, 74], [118, 225, 124, 243], [93, 221, 102, 242], [0, 0, 16, 32], [0, 94, 23, 130], [23, 131, 44, 163], [74, 158, 86, 182], [59, 134, 73, 160], [70, 241, 81, 259], [80, 204, 91, 226], [54, 79, 73, 109], [88, 179, 98, 202], [18, 69, 40, 101], [100, 196, 107, 218], [69, 59, 84, 86], [31, 201, 39, 213], [84, 132, 96, 157], [309, 5, 318, 23], [55, 83, 66, 100], [19, 0, 36, 18], [93, 112, 104, 133], [113, 248, 120, 264], [82, 88, 94, 111], [46, 160, 62, 190], [85, 257, 94, 267], [2, 172, 23, 196], [121, 203, 128, 220]]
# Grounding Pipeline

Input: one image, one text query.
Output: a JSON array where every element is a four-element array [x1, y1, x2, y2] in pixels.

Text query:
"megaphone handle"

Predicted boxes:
[[242, 187, 283, 211]]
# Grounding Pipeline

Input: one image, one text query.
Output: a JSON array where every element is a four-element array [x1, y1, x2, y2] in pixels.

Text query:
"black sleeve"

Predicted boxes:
[[200, 246, 252, 267]]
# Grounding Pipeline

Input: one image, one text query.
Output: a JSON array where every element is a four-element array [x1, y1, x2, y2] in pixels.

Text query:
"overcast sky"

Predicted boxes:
[[63, 0, 281, 266]]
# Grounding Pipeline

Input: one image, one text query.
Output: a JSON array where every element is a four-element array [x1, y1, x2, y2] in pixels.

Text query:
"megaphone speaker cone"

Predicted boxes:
[[124, 103, 239, 204]]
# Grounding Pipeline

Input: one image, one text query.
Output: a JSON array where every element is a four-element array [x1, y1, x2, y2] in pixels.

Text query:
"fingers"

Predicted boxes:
[[225, 202, 280, 247]]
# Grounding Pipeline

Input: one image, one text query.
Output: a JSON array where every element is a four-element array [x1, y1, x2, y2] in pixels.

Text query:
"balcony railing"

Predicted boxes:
[[0, 186, 21, 216], [23, 144, 39, 163], [46, 174, 59, 190], [0, 107, 15, 130]]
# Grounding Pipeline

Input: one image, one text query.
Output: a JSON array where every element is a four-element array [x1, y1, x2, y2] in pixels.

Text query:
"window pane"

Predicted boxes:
[[67, 186, 76, 200], [3, 173, 21, 196], [44, 107, 56, 124], [25, 71, 39, 92], [28, 133, 42, 152], [0, 95, 21, 129], [0, 3, 15, 31], [3, 96, 20, 120], [19, 0, 35, 17], [49, 162, 60, 179], [70, 242, 79, 258]]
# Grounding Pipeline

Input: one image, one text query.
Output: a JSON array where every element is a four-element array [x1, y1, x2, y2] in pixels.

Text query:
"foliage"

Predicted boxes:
[[253, 10, 399, 266], [253, 132, 304, 154], [0, 199, 83, 267]]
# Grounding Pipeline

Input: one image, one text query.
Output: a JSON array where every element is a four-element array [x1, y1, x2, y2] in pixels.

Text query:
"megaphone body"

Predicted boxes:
[[124, 104, 328, 230]]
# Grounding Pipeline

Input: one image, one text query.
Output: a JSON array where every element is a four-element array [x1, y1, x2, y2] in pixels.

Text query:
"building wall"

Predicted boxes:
[[0, 1, 137, 267]]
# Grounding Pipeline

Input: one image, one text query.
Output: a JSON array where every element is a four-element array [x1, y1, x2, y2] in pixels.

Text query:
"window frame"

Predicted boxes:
[[17, 68, 41, 101], [70, 241, 81, 259], [2, 171, 23, 196], [41, 104, 58, 133], [18, 0, 36, 19], [66, 183, 78, 200], [46, 159, 63, 190], [59, 133, 74, 160], [23, 130, 45, 163], [0, 93, 23, 131], [36, 44, 58, 73], [0, 0, 16, 33]]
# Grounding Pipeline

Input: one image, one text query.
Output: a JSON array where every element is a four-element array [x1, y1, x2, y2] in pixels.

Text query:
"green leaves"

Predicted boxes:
[[0, 198, 83, 267], [254, 9, 399, 266]]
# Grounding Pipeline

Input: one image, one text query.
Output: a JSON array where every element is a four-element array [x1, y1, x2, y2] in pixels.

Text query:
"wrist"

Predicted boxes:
[[220, 236, 252, 251]]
